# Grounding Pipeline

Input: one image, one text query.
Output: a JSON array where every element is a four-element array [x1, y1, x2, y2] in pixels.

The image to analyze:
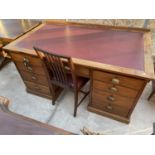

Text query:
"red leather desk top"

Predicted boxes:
[[16, 24, 145, 71]]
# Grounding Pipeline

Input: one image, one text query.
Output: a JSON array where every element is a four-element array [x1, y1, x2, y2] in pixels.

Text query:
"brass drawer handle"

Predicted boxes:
[[111, 78, 120, 84], [27, 66, 33, 72], [107, 96, 115, 102], [32, 76, 37, 80], [23, 57, 29, 66], [109, 87, 118, 92], [106, 105, 113, 110]]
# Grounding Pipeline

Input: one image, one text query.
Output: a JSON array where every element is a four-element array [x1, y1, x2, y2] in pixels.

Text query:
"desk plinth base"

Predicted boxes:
[[26, 88, 52, 99], [87, 105, 130, 124]]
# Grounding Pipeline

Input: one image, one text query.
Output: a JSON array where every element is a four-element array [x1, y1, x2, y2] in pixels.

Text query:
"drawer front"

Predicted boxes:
[[75, 65, 90, 77], [20, 71, 49, 86], [93, 80, 138, 98], [15, 61, 45, 75], [25, 81, 51, 96], [91, 100, 129, 117], [93, 70, 144, 90], [10, 52, 42, 66], [92, 90, 134, 109]]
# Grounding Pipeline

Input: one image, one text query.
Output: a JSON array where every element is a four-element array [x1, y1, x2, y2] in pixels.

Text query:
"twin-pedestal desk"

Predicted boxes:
[[3, 22, 155, 123]]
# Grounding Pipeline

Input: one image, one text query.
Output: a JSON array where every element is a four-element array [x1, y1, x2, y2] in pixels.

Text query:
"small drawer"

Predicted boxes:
[[10, 52, 42, 66], [91, 100, 129, 117], [20, 71, 49, 86], [25, 81, 51, 96], [92, 90, 134, 109], [93, 70, 144, 90], [75, 65, 90, 78], [93, 80, 138, 98], [15, 61, 45, 75]]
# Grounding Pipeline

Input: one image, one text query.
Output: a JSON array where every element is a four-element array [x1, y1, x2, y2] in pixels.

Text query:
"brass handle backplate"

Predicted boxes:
[[23, 57, 29, 66], [109, 87, 118, 92], [32, 76, 37, 80], [27, 66, 33, 72], [107, 96, 115, 102], [23, 57, 33, 72]]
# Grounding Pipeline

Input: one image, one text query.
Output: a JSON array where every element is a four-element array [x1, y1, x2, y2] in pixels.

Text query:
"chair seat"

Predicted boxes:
[[48, 68, 89, 90], [67, 74, 89, 90]]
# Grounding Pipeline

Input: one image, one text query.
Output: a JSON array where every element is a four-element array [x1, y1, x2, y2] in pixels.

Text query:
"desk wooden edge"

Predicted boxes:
[[3, 46, 155, 81], [44, 20, 150, 32]]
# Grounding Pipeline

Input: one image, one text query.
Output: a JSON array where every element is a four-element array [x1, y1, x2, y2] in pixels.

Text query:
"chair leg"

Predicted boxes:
[[148, 90, 155, 101], [73, 91, 78, 117], [51, 88, 56, 105], [52, 100, 56, 105]]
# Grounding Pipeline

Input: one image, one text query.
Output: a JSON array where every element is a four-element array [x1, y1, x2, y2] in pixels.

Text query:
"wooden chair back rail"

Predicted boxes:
[[46, 53, 68, 86], [34, 46, 77, 88], [34, 46, 89, 116]]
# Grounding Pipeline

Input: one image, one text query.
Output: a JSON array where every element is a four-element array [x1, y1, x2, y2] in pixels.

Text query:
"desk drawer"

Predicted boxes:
[[10, 52, 42, 66], [92, 90, 134, 109], [93, 80, 138, 98], [25, 81, 51, 96], [15, 61, 45, 75], [20, 71, 49, 86], [91, 100, 129, 117], [93, 70, 144, 90]]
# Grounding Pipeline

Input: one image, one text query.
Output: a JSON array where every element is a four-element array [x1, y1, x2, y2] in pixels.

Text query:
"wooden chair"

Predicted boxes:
[[34, 47, 89, 117]]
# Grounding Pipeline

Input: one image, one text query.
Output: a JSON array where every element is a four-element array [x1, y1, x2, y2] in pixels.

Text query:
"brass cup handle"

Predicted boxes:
[[23, 58, 29, 67], [27, 66, 33, 72], [111, 78, 120, 84], [107, 96, 115, 102], [106, 105, 113, 110], [31, 76, 37, 80], [109, 87, 118, 92]]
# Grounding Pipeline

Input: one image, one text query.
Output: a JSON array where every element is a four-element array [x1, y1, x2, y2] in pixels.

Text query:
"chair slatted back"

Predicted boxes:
[[34, 47, 76, 88]]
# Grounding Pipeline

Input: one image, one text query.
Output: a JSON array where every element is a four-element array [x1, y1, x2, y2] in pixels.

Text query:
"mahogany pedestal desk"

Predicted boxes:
[[3, 22, 155, 123], [0, 19, 41, 69]]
